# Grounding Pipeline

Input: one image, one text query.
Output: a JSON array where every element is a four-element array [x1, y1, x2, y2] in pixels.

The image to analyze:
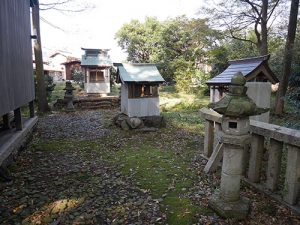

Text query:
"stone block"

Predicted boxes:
[[209, 191, 250, 219], [284, 144, 300, 205], [204, 120, 214, 157], [247, 134, 264, 183], [120, 120, 130, 131], [142, 115, 166, 128], [126, 117, 143, 129], [220, 173, 241, 202], [250, 120, 300, 148], [213, 123, 222, 148], [266, 139, 283, 191], [220, 133, 250, 146], [222, 147, 244, 175], [222, 117, 250, 136]]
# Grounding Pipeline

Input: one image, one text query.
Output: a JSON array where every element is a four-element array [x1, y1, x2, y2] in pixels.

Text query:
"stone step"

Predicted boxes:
[[79, 102, 112, 107], [83, 105, 111, 109]]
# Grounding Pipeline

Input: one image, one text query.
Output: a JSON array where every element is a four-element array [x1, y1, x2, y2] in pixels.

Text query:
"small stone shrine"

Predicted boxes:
[[208, 72, 268, 219], [64, 81, 76, 111]]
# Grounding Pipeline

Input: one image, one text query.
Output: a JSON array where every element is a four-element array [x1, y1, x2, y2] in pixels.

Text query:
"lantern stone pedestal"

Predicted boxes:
[[209, 132, 250, 219]]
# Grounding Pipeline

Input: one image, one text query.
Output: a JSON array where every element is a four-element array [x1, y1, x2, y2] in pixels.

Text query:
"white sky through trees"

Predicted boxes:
[[39, 0, 204, 61]]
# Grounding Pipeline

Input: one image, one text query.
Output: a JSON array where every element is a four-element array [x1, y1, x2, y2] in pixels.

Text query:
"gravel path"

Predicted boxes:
[[0, 110, 165, 225], [37, 111, 110, 140]]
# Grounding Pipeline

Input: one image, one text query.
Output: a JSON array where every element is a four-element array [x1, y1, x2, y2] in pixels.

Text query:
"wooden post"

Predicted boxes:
[[247, 134, 264, 182], [266, 139, 283, 191], [32, 0, 48, 113], [283, 144, 300, 205], [14, 108, 23, 131], [204, 142, 223, 173], [2, 114, 11, 130], [29, 101, 35, 118], [204, 120, 214, 157]]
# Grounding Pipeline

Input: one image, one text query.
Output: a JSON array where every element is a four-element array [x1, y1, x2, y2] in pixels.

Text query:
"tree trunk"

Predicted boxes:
[[260, 0, 269, 55], [32, 1, 49, 113], [275, 0, 299, 115]]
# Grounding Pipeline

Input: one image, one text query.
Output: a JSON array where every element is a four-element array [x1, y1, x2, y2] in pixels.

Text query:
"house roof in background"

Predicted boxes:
[[207, 55, 279, 85], [61, 59, 81, 65], [115, 63, 165, 83]]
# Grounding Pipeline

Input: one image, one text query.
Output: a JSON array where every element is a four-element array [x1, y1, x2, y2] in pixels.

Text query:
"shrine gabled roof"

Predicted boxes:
[[114, 63, 165, 83], [207, 55, 279, 86], [81, 56, 112, 67], [81, 47, 112, 67]]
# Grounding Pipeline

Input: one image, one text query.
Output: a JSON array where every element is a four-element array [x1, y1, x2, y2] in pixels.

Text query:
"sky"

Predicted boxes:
[[40, 0, 205, 62]]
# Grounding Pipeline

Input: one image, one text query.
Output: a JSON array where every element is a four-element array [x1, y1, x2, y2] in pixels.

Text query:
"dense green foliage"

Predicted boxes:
[[116, 17, 162, 63], [116, 13, 299, 113], [115, 16, 218, 93], [34, 73, 56, 103]]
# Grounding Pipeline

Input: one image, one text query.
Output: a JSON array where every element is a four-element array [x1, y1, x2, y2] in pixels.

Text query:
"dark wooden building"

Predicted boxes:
[[0, 0, 35, 120], [62, 59, 81, 80], [0, 0, 37, 168]]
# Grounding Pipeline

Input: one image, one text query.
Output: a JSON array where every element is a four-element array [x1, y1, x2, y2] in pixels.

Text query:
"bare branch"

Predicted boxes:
[[241, 0, 261, 18], [39, 0, 94, 13], [223, 19, 256, 45], [40, 16, 66, 32], [40, 0, 72, 6], [267, 0, 281, 21]]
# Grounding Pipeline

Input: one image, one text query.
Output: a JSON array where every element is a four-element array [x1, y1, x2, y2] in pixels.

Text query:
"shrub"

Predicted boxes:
[[45, 74, 56, 102], [174, 61, 210, 94], [71, 69, 84, 88]]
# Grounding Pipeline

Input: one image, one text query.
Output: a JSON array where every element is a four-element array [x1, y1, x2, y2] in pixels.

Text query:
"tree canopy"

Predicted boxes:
[[200, 0, 286, 55], [115, 16, 219, 92]]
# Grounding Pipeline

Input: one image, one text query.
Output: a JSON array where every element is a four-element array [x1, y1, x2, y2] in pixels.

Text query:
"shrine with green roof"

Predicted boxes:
[[81, 48, 113, 95], [114, 63, 165, 117]]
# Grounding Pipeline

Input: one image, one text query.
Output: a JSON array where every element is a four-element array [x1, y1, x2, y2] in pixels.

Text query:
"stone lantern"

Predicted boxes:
[[208, 72, 268, 219], [63, 81, 76, 112]]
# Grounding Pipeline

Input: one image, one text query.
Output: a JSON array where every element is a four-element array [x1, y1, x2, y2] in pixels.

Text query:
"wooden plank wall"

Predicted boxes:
[[127, 98, 160, 117], [121, 84, 129, 115], [0, 0, 35, 116]]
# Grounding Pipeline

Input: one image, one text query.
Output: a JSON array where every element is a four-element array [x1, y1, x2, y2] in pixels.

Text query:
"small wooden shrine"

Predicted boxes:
[[114, 63, 165, 117], [81, 48, 112, 95], [206, 55, 279, 122]]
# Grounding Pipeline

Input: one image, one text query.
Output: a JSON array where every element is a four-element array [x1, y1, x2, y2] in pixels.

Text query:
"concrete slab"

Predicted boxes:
[[0, 116, 38, 166]]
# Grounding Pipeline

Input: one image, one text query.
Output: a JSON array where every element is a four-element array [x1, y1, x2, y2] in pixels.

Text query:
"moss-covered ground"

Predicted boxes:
[[1, 86, 299, 224]]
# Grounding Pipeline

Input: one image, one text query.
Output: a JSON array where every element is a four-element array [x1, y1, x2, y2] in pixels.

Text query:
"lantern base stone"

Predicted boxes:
[[209, 191, 250, 220]]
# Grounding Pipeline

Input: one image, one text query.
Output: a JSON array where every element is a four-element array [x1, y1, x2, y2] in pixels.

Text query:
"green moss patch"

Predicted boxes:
[[112, 143, 211, 224]]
